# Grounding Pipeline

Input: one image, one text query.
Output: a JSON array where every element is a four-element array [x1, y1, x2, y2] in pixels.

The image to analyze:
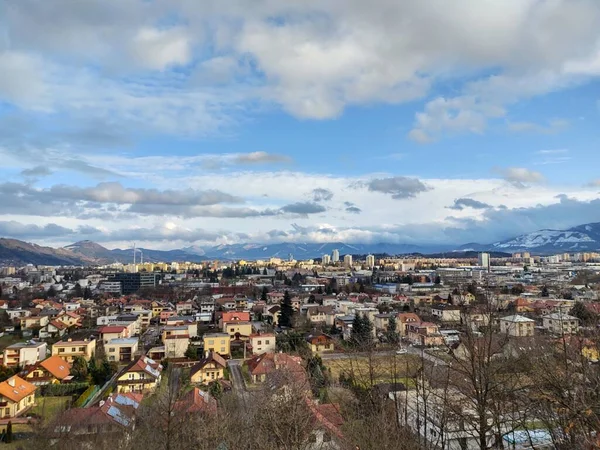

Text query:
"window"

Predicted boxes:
[[221, 340, 225, 344], [58, 348, 65, 353], [221, 347, 225, 353], [4, 408, 9, 416], [265, 340, 270, 345], [257, 340, 262, 345], [109, 348, 115, 352], [230, 328, 235, 333], [71, 347, 76, 352]]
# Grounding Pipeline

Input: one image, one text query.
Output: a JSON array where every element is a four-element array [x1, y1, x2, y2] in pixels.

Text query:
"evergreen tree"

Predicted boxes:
[[47, 285, 57, 298], [71, 356, 88, 381], [541, 285, 550, 297], [308, 294, 316, 304], [5, 421, 12, 444], [351, 314, 363, 344], [73, 283, 83, 298], [83, 286, 93, 299], [360, 314, 373, 346], [185, 345, 198, 360], [260, 286, 268, 301], [262, 268, 268, 276], [386, 315, 399, 344], [278, 290, 294, 328], [434, 275, 442, 285], [209, 381, 223, 400], [447, 293, 454, 305], [570, 302, 597, 326]]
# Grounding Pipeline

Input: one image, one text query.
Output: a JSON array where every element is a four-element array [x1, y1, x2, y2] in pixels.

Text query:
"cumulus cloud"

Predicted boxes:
[[448, 198, 493, 211], [495, 167, 545, 187], [366, 176, 429, 199], [0, 221, 73, 238], [312, 188, 334, 202]]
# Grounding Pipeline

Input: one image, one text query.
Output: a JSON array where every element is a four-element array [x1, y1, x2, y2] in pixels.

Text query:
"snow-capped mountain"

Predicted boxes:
[[490, 223, 600, 253]]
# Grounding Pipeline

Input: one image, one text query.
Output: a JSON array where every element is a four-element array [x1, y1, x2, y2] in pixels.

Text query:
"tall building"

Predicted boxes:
[[478, 253, 490, 271], [332, 249, 340, 263], [366, 255, 375, 268], [109, 272, 159, 295], [343, 254, 353, 268], [322, 254, 331, 265]]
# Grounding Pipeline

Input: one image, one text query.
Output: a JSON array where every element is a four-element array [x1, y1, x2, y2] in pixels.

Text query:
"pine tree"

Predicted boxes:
[[386, 315, 399, 344], [360, 314, 373, 346], [261, 286, 268, 301], [447, 293, 454, 305], [351, 314, 363, 345], [83, 286, 93, 299], [5, 421, 12, 444], [279, 290, 294, 328]]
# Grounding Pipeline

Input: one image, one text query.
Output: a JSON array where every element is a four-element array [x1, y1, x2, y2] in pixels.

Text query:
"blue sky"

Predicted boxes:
[[1, 0, 600, 250]]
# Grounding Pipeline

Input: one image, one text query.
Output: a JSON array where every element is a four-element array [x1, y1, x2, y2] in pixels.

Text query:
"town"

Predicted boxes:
[[0, 249, 598, 449]]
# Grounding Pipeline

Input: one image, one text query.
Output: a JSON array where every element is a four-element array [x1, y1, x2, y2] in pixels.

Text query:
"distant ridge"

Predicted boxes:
[[1, 221, 600, 265]]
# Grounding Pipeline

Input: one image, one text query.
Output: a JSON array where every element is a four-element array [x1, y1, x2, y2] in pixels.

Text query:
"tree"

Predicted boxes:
[[73, 283, 84, 298], [434, 275, 442, 285], [185, 345, 198, 360], [208, 381, 223, 400], [570, 301, 597, 326], [5, 421, 12, 444], [541, 285, 550, 297], [47, 285, 57, 298], [83, 286, 93, 299], [278, 291, 294, 328], [447, 293, 453, 305], [260, 286, 268, 301], [308, 294, 316, 304], [71, 356, 89, 381], [386, 315, 400, 345], [262, 268, 268, 276]]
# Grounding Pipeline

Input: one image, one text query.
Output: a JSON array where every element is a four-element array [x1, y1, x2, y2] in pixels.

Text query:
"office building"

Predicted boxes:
[[343, 254, 353, 268], [366, 255, 375, 268], [109, 272, 159, 295], [322, 254, 331, 265], [478, 253, 490, 271], [332, 249, 340, 263]]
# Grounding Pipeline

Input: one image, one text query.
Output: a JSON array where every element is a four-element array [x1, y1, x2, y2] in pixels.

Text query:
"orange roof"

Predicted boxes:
[[0, 376, 36, 403], [40, 355, 71, 380], [221, 311, 250, 322]]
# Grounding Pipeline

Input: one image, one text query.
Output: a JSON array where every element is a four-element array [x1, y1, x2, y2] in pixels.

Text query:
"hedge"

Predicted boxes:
[[40, 382, 90, 397], [73, 385, 99, 408]]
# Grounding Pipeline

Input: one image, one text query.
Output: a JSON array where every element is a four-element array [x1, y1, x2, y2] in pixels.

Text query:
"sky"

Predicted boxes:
[[1, 0, 600, 250]]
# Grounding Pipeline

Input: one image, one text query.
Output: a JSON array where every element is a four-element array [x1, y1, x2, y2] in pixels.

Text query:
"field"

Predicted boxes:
[[32, 396, 71, 422], [324, 354, 420, 387]]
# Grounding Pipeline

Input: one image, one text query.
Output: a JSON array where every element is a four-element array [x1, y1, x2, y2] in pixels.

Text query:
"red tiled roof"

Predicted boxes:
[[98, 326, 126, 334]]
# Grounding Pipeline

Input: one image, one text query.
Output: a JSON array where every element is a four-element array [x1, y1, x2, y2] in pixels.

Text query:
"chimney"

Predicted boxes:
[[7, 378, 15, 387], [67, 338, 72, 342]]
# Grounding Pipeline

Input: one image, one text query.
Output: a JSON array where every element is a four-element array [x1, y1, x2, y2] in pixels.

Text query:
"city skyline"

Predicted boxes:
[[1, 1, 600, 250]]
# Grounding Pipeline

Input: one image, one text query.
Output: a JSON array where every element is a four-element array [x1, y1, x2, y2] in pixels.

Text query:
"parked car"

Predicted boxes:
[[396, 348, 408, 355]]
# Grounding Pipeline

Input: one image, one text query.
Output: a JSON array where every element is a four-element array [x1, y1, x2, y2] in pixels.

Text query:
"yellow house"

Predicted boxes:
[[190, 352, 226, 384], [151, 302, 165, 317], [51, 338, 96, 362], [22, 355, 71, 385], [223, 321, 252, 339], [203, 333, 231, 357], [0, 376, 36, 418], [116, 356, 162, 394]]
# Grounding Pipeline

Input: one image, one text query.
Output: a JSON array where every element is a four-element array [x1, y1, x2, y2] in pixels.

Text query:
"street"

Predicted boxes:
[[227, 359, 250, 407]]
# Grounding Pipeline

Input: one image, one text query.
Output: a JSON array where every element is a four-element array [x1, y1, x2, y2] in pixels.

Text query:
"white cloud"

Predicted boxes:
[[129, 27, 192, 70], [495, 167, 545, 187]]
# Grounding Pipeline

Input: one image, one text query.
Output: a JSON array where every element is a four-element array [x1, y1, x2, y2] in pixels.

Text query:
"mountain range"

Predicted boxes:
[[2, 222, 600, 266]]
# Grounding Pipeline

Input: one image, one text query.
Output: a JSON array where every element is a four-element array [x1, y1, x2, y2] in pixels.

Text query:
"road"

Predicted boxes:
[[227, 359, 250, 407]]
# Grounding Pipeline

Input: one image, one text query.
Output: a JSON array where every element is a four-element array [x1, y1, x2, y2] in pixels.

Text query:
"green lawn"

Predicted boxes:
[[31, 396, 70, 422]]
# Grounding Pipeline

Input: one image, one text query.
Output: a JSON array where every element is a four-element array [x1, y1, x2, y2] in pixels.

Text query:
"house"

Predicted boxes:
[[3, 341, 47, 368], [248, 333, 276, 355], [99, 326, 128, 345], [406, 322, 444, 347], [39, 320, 69, 339], [51, 338, 96, 362], [245, 352, 304, 383], [374, 313, 391, 331], [161, 326, 189, 343], [176, 300, 194, 316], [431, 304, 461, 323], [306, 306, 333, 324], [55, 312, 82, 328], [159, 309, 177, 324], [175, 387, 217, 414], [21, 355, 71, 385], [116, 356, 162, 394], [52, 392, 142, 437], [542, 313, 579, 335], [223, 321, 252, 339], [20, 315, 49, 330], [397, 313, 421, 337], [190, 352, 227, 384], [0, 376, 37, 417], [105, 338, 139, 363], [305, 331, 335, 354], [499, 315, 535, 337], [219, 311, 251, 330], [164, 335, 190, 359], [203, 333, 231, 357]]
